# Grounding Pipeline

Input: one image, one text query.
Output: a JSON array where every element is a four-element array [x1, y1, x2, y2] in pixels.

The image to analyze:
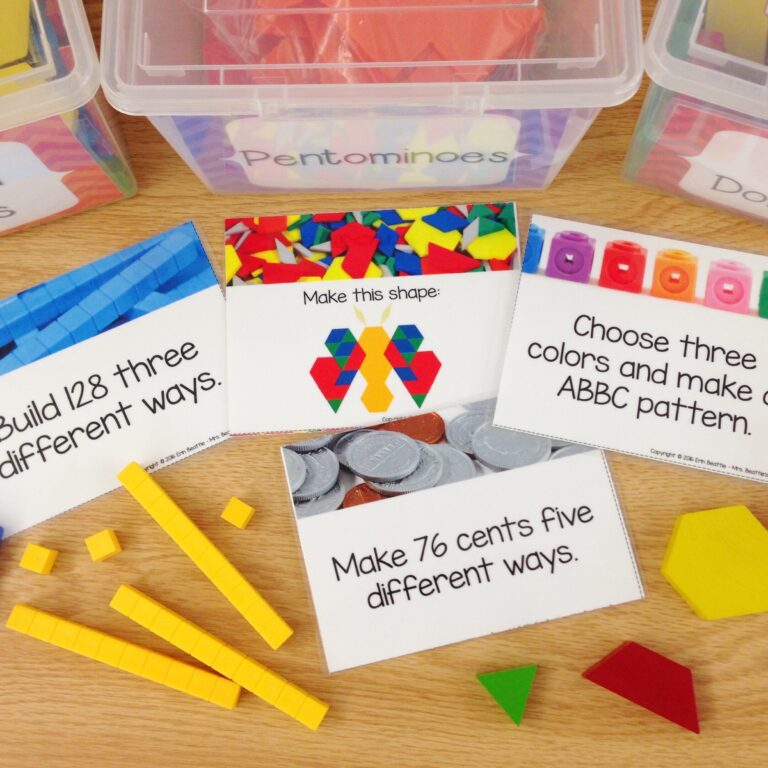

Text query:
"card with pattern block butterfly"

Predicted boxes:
[[494, 215, 768, 484], [0, 223, 228, 536], [225, 203, 520, 435]]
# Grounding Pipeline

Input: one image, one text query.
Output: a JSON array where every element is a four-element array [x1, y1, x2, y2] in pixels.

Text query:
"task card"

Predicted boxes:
[[226, 204, 520, 435], [280, 403, 643, 672], [0, 223, 228, 536], [495, 215, 768, 483]]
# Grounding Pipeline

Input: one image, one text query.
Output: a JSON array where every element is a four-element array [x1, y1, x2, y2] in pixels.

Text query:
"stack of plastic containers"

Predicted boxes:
[[100, 0, 643, 195], [626, 0, 768, 223], [0, 0, 136, 236]]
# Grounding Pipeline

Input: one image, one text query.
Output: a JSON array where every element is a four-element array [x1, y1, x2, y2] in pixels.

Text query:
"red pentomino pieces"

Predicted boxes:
[[583, 641, 700, 733]]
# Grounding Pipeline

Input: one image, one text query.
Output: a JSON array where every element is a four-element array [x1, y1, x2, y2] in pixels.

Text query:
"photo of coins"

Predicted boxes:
[[282, 403, 594, 518]]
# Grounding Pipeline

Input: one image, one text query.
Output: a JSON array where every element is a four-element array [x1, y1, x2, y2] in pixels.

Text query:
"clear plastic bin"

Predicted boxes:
[[100, 0, 643, 194], [0, 0, 136, 237], [625, 0, 768, 223]]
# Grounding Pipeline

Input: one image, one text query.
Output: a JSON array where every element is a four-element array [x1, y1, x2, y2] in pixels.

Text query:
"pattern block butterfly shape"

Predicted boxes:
[[310, 320, 441, 414]]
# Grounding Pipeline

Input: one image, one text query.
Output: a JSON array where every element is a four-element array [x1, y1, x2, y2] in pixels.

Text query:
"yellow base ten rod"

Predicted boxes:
[[117, 462, 292, 651], [111, 585, 328, 730], [6, 605, 241, 709]]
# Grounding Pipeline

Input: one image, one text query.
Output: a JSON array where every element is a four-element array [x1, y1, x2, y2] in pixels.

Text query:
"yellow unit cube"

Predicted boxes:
[[85, 529, 122, 562], [221, 497, 256, 530], [19, 543, 58, 575]]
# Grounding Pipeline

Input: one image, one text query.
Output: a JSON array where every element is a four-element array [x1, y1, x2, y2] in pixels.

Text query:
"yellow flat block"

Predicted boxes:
[[111, 586, 328, 729], [0, 0, 31, 67], [19, 543, 58, 575], [5, 604, 239, 710], [118, 463, 293, 649]]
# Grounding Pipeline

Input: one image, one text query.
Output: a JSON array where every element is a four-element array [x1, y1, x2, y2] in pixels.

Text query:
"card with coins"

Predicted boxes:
[[280, 401, 644, 671], [225, 204, 520, 435], [495, 215, 768, 484]]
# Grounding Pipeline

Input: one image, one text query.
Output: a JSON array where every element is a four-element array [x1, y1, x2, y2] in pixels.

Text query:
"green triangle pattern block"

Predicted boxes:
[[477, 664, 537, 726]]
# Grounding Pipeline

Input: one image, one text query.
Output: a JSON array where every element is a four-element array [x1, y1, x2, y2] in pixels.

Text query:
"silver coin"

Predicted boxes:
[[472, 424, 551, 471], [368, 442, 444, 496], [445, 412, 490, 454], [464, 398, 497, 413], [550, 444, 595, 460], [286, 435, 336, 453], [282, 448, 307, 493], [294, 483, 345, 518], [292, 448, 340, 502], [333, 429, 377, 468], [432, 443, 477, 486], [347, 431, 421, 482]]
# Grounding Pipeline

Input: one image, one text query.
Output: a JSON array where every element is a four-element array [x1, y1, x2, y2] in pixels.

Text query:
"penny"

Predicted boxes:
[[368, 442, 444, 496], [472, 424, 551, 471], [292, 448, 340, 502], [445, 411, 489, 454], [432, 443, 477, 486], [282, 448, 307, 493], [376, 413, 446, 444], [342, 483, 387, 508], [347, 431, 421, 482], [286, 435, 335, 453], [294, 484, 345, 518]]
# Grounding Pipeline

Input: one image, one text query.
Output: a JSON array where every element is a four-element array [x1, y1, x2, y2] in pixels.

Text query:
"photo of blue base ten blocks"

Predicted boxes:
[[0, 222, 217, 376]]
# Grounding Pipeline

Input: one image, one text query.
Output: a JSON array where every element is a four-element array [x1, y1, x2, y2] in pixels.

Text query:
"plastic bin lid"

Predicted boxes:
[[645, 0, 768, 120], [0, 0, 101, 132], [101, 0, 643, 116]]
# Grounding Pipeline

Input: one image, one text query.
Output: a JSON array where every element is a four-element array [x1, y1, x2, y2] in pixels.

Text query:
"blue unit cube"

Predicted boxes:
[[38, 321, 75, 355], [141, 244, 182, 286], [58, 306, 99, 343], [523, 223, 546, 274], [0, 297, 36, 342], [0, 353, 22, 376], [79, 290, 118, 331], [19, 285, 58, 328], [13, 336, 50, 365], [46, 274, 81, 314], [100, 274, 140, 317], [122, 260, 159, 298]]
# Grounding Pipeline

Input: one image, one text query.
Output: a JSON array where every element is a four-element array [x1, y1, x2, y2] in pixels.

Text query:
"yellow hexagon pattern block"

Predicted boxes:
[[661, 505, 768, 620]]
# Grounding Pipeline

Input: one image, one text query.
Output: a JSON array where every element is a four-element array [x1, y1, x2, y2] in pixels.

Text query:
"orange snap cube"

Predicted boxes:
[[650, 249, 698, 302]]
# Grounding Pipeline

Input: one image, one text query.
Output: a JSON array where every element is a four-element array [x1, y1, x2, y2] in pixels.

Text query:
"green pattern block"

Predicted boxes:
[[477, 665, 537, 726]]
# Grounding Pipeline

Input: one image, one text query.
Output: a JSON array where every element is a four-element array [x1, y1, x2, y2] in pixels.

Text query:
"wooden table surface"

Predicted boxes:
[[1, 2, 766, 766]]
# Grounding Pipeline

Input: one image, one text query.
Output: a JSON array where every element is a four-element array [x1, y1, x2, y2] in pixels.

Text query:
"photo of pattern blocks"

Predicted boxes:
[[225, 203, 519, 286], [528, 221, 768, 318], [0, 222, 218, 376]]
